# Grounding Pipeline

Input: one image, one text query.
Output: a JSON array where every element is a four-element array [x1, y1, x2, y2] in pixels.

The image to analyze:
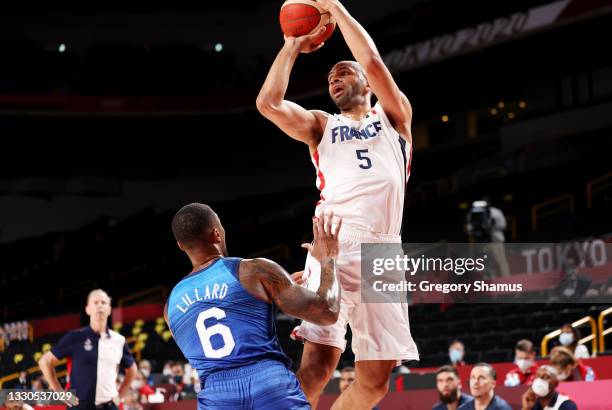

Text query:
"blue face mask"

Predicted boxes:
[[449, 349, 463, 363], [174, 376, 183, 384], [559, 333, 574, 346]]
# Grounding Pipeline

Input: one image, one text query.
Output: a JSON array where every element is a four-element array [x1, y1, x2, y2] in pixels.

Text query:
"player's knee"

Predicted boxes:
[[298, 363, 335, 390], [358, 377, 390, 400]]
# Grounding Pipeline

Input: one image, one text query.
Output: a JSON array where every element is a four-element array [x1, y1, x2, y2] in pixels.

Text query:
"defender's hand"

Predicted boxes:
[[302, 212, 342, 265]]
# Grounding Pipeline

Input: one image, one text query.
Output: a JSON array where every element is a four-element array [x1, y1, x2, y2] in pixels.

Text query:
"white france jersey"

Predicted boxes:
[[312, 102, 412, 235]]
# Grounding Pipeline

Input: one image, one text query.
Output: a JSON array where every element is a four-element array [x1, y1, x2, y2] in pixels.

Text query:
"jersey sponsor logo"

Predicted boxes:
[[84, 338, 93, 351], [331, 121, 382, 144], [175, 284, 229, 314]]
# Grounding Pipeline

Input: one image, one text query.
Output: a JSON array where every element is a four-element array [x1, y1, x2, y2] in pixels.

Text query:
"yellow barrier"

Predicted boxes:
[[0, 358, 67, 388], [541, 316, 598, 357], [598, 307, 612, 352], [531, 193, 574, 231], [587, 172, 612, 208]]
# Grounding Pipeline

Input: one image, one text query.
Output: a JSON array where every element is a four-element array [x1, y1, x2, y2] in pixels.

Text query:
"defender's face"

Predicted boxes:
[[327, 63, 366, 109]]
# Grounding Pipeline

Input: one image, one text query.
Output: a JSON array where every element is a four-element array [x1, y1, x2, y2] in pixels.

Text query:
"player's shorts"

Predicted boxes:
[[198, 359, 310, 410], [293, 225, 420, 364]]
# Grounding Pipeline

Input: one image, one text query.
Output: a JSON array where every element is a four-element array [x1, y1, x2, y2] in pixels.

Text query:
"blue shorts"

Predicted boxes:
[[198, 360, 310, 410]]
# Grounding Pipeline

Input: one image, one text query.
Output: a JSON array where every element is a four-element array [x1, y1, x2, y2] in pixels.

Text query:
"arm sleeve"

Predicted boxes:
[[49, 331, 78, 359], [120, 340, 136, 369]]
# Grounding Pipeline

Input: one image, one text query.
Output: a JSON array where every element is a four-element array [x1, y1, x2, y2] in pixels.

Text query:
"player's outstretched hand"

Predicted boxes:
[[302, 212, 342, 264], [284, 26, 327, 54]]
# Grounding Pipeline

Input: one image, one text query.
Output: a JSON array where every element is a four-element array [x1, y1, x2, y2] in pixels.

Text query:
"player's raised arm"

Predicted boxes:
[[256, 28, 329, 149], [320, 0, 413, 143], [239, 214, 342, 326]]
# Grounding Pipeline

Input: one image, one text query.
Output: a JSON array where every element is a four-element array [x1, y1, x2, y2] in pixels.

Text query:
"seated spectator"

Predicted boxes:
[[131, 371, 155, 403], [449, 340, 466, 368], [555, 257, 592, 301], [338, 367, 380, 410], [433, 365, 473, 410], [122, 389, 143, 410], [170, 361, 185, 386], [4, 398, 34, 410], [138, 359, 154, 386], [10, 371, 29, 390], [458, 363, 511, 410], [30, 374, 45, 390], [505, 339, 539, 387], [550, 346, 595, 382], [521, 365, 578, 410], [558, 324, 590, 359]]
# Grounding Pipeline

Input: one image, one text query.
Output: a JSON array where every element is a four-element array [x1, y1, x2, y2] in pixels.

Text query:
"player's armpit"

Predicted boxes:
[[238, 258, 339, 326]]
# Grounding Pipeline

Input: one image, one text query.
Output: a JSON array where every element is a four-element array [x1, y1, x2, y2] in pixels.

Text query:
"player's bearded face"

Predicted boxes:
[[439, 387, 459, 404]]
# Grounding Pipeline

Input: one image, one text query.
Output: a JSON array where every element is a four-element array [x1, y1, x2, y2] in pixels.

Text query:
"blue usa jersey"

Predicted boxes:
[[167, 257, 291, 382]]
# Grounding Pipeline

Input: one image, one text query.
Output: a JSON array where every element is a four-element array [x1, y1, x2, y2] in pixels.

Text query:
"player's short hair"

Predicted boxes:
[[515, 339, 535, 354], [436, 365, 459, 378], [340, 366, 355, 374], [172, 203, 217, 246], [86, 289, 111, 304], [473, 362, 496, 380], [550, 346, 576, 368]]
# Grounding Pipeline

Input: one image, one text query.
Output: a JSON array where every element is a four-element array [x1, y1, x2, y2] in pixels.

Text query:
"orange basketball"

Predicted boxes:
[[279, 0, 336, 46]]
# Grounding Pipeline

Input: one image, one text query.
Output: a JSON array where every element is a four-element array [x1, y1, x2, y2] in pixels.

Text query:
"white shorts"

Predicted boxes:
[[294, 226, 420, 363]]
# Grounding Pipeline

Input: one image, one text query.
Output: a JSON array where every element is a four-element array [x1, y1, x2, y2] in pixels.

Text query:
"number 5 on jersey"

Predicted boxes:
[[195, 307, 235, 358], [356, 149, 372, 169]]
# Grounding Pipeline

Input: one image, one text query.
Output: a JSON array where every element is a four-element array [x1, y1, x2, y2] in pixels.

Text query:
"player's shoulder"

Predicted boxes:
[[238, 258, 283, 278]]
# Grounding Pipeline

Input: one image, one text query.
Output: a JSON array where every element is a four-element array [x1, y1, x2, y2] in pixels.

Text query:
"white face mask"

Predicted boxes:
[[531, 378, 550, 397], [449, 349, 463, 363], [515, 358, 534, 372], [559, 332, 574, 346], [131, 380, 143, 390], [141, 368, 151, 378], [557, 371, 569, 381]]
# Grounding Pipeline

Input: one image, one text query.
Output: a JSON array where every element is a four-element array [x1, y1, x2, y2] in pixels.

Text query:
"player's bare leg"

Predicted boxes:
[[296, 341, 342, 408], [331, 359, 396, 410]]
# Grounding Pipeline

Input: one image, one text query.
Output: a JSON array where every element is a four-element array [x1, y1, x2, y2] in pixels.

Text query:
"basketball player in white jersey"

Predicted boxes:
[[256, 0, 419, 408]]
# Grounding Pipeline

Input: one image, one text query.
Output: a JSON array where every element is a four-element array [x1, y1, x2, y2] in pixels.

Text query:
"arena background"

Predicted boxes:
[[1, 0, 612, 408]]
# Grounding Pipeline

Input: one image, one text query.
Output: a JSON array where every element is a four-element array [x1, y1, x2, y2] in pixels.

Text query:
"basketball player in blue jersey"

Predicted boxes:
[[257, 0, 418, 409], [165, 203, 342, 410]]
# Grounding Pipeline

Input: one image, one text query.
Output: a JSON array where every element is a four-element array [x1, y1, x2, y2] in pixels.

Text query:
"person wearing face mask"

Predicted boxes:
[[558, 324, 590, 359], [130, 371, 154, 403], [137, 360, 154, 387], [433, 365, 473, 410], [550, 346, 595, 382], [521, 365, 578, 410], [449, 340, 466, 368], [505, 339, 539, 387]]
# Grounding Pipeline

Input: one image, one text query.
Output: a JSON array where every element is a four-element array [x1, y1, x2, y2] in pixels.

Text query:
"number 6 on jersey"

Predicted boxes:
[[195, 307, 235, 358]]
